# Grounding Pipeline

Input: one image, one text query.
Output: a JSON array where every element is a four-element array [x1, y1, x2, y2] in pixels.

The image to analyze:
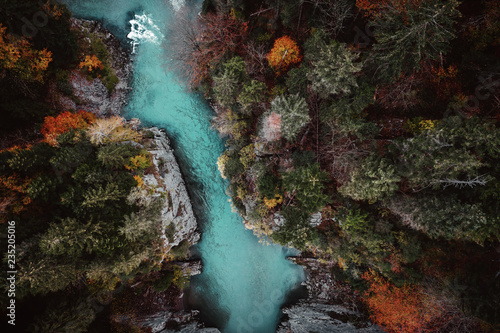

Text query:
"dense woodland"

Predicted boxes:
[[1, 0, 500, 332], [0, 1, 189, 331], [177, 0, 500, 331]]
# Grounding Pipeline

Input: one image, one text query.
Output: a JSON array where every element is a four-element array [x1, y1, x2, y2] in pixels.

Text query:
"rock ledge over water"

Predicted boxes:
[[143, 127, 200, 249]]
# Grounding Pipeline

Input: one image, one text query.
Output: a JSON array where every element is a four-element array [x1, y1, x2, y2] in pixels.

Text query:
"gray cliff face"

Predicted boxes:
[[277, 258, 383, 333], [143, 127, 200, 249]]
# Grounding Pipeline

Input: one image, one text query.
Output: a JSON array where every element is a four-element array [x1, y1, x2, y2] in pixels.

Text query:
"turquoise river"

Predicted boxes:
[[61, 1, 305, 332]]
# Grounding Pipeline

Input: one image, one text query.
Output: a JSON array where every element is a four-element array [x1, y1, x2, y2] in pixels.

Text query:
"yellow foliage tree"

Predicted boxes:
[[266, 36, 302, 75], [126, 155, 152, 171], [263, 194, 283, 209], [133, 175, 144, 187], [217, 152, 230, 179]]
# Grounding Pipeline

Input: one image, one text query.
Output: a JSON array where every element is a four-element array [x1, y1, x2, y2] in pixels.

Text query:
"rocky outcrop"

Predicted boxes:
[[278, 303, 382, 333], [62, 17, 209, 333], [135, 308, 220, 333], [143, 127, 200, 249], [160, 323, 221, 333], [113, 261, 218, 333], [277, 258, 383, 333], [56, 18, 132, 116], [129, 127, 212, 332]]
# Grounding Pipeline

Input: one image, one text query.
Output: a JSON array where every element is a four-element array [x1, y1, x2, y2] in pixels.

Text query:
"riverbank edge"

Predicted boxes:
[[68, 18, 203, 251], [70, 17, 217, 332]]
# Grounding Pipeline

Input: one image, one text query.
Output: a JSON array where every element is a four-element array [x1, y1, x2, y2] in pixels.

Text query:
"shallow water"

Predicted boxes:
[[60, 1, 305, 332]]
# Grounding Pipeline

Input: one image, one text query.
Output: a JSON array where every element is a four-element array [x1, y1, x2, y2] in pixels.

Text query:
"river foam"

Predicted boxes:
[[128, 13, 164, 53]]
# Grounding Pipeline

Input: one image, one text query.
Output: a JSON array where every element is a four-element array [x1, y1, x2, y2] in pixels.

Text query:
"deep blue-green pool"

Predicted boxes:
[[60, 1, 304, 332]]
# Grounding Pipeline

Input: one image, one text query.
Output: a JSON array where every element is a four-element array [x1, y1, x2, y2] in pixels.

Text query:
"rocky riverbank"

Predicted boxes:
[[61, 18, 213, 332], [121, 126, 217, 332], [48, 17, 133, 115], [277, 258, 383, 333], [68, 16, 378, 333]]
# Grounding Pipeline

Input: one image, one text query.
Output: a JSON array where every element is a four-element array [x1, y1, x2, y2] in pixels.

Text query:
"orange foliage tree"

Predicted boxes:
[[362, 269, 489, 332], [266, 36, 302, 75], [0, 173, 32, 222], [41, 0, 65, 20], [79, 54, 104, 73], [428, 64, 461, 100], [41, 111, 97, 145], [0, 23, 53, 82], [362, 270, 437, 332]]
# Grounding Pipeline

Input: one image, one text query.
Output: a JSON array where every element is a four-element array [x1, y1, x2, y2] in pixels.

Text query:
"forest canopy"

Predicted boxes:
[[190, 0, 500, 331]]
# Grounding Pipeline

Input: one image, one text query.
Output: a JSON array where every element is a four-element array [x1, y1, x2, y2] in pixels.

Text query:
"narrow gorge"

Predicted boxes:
[[60, 0, 306, 332]]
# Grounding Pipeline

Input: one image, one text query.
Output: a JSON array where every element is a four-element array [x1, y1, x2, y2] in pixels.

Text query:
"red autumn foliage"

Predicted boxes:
[[362, 270, 436, 332], [356, 0, 425, 18], [387, 252, 404, 274], [41, 110, 97, 145], [186, 13, 248, 86]]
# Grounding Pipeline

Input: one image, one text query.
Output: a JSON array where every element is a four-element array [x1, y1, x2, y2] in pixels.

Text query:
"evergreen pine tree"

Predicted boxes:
[[369, 0, 460, 82], [30, 299, 96, 333], [283, 163, 330, 213], [82, 183, 123, 208], [393, 116, 499, 190], [340, 155, 401, 202], [270, 94, 310, 141], [39, 218, 104, 257], [97, 143, 140, 169], [212, 56, 247, 107], [238, 80, 267, 111], [308, 40, 362, 97]]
